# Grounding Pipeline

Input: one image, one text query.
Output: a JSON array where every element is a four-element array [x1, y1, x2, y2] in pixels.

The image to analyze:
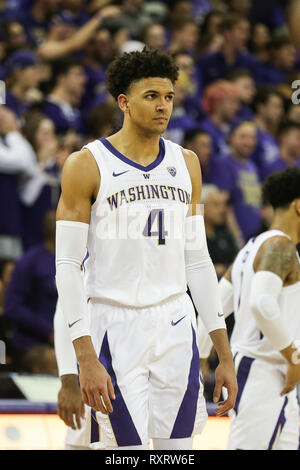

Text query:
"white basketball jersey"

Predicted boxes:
[[82, 137, 192, 307], [230, 230, 300, 364]]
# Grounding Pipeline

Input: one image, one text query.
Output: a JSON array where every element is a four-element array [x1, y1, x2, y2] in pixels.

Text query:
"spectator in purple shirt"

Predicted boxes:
[[4, 210, 57, 371], [251, 86, 284, 180], [210, 122, 262, 243], [140, 23, 167, 52], [199, 79, 240, 156], [263, 121, 300, 180], [167, 17, 199, 56], [183, 128, 216, 184], [43, 58, 87, 136], [248, 22, 271, 63], [173, 50, 203, 121], [165, 70, 198, 145], [257, 34, 297, 87], [5, 49, 41, 118], [227, 69, 256, 123], [197, 13, 260, 88]]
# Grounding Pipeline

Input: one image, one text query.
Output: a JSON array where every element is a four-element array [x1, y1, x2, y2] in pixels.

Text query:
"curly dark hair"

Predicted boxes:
[[262, 167, 300, 209], [107, 48, 179, 100]]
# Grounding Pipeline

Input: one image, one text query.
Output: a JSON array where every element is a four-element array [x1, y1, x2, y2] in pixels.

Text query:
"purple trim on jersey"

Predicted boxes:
[[170, 325, 200, 438], [90, 408, 100, 443], [99, 137, 165, 172], [268, 396, 288, 450], [82, 250, 89, 271], [234, 356, 255, 414], [99, 331, 142, 446]]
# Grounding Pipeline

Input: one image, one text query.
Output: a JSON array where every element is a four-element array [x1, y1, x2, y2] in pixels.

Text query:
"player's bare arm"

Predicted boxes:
[[182, 147, 238, 417], [57, 374, 85, 430], [253, 235, 300, 394], [56, 149, 115, 414]]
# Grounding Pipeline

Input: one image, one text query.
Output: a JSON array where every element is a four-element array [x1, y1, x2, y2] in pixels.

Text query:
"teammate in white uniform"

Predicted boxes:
[[199, 167, 300, 449], [55, 49, 237, 450]]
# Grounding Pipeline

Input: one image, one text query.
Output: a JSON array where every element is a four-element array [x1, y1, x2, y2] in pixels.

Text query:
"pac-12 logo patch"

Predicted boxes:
[[167, 167, 176, 177]]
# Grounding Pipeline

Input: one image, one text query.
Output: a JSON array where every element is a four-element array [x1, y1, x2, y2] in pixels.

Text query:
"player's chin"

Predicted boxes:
[[152, 118, 169, 131]]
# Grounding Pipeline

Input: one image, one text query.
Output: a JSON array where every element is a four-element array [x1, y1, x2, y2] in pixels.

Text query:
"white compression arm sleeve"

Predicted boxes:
[[196, 276, 234, 358], [185, 215, 226, 333], [249, 271, 292, 351], [55, 220, 90, 342], [53, 301, 78, 376]]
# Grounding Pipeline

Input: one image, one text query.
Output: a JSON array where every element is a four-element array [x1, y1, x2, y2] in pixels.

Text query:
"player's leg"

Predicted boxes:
[[228, 355, 292, 450], [275, 389, 299, 450], [90, 303, 152, 449], [149, 294, 208, 450]]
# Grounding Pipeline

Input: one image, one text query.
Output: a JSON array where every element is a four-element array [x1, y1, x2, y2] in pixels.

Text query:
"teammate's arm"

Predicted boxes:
[[252, 236, 300, 395], [56, 150, 115, 414], [182, 149, 238, 416]]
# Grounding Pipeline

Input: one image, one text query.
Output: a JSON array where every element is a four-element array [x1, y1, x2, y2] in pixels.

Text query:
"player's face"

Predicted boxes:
[[125, 77, 175, 135]]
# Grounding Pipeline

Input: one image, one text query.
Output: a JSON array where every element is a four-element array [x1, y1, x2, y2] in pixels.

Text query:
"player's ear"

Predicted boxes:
[[118, 94, 129, 113], [295, 198, 300, 216]]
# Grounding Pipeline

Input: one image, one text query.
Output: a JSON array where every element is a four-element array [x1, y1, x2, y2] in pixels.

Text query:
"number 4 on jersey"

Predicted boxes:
[[143, 209, 168, 245]]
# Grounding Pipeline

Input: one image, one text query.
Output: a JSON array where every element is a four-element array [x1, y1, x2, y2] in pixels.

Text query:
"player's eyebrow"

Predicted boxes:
[[143, 90, 175, 95]]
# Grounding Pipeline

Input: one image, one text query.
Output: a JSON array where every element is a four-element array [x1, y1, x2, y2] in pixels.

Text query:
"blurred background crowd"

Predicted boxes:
[[0, 0, 300, 401]]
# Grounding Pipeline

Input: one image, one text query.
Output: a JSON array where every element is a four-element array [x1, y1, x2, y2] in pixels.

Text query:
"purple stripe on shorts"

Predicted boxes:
[[90, 408, 99, 443], [99, 331, 142, 447], [268, 396, 288, 450], [170, 325, 201, 438], [234, 356, 255, 414]]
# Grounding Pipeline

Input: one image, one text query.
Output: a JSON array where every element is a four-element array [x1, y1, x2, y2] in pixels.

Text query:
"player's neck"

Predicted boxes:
[[106, 127, 161, 164], [270, 212, 299, 245]]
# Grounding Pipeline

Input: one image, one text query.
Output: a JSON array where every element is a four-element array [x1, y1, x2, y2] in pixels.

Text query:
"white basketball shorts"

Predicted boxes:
[[76, 293, 208, 448], [228, 352, 300, 450]]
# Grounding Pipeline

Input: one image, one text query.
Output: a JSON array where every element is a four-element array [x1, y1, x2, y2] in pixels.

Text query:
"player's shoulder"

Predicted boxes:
[[259, 234, 295, 254], [254, 234, 296, 273], [61, 148, 100, 195], [179, 146, 200, 173]]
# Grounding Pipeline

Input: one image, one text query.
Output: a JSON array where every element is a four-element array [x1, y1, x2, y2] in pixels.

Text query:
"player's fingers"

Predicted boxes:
[[75, 410, 82, 429], [82, 389, 89, 406], [93, 390, 109, 414], [107, 377, 116, 400], [101, 388, 113, 413], [85, 389, 97, 410], [213, 379, 223, 404], [57, 402, 63, 420], [215, 402, 231, 417], [67, 410, 76, 430]]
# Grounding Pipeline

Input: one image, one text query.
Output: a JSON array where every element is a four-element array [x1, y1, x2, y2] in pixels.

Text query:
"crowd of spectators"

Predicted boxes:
[[0, 0, 300, 396]]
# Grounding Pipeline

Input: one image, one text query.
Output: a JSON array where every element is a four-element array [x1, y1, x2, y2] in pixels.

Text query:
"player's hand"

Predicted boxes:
[[281, 363, 300, 396], [213, 361, 238, 417], [79, 359, 115, 414], [57, 374, 85, 430]]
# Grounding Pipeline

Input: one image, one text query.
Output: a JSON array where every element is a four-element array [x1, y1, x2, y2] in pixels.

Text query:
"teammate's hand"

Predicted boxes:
[[281, 363, 300, 396], [79, 359, 115, 414], [57, 374, 85, 430], [213, 361, 238, 417]]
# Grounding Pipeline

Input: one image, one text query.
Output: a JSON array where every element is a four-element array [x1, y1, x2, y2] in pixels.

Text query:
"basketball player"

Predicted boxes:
[[199, 167, 300, 449], [55, 49, 237, 451]]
